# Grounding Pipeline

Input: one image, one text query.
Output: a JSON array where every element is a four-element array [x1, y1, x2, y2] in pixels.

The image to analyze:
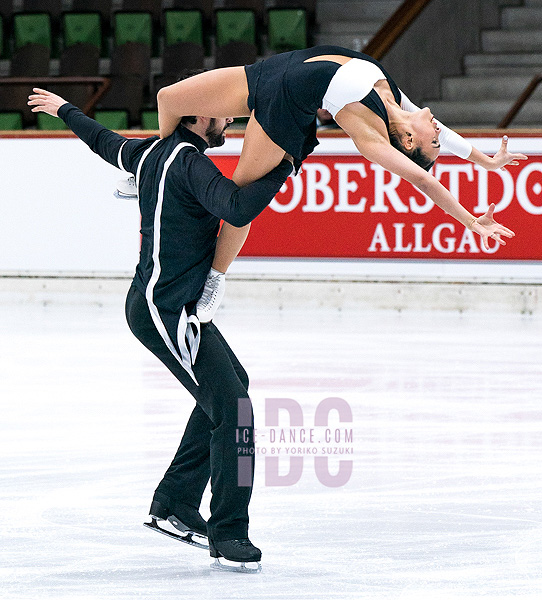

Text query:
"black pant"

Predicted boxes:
[[125, 284, 254, 541]]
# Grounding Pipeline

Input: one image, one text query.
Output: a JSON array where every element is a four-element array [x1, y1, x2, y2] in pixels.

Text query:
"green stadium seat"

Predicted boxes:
[[216, 10, 256, 47], [114, 12, 152, 47], [267, 8, 307, 52], [0, 112, 23, 130], [141, 110, 159, 130], [13, 13, 52, 50], [94, 110, 129, 130], [164, 10, 203, 47], [37, 112, 67, 130], [62, 13, 102, 51]]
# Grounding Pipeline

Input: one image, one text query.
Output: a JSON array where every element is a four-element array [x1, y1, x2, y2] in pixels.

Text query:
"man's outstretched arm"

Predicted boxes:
[[28, 88, 137, 171]]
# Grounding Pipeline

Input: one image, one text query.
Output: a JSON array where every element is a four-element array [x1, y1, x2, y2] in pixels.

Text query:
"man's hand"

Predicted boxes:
[[27, 88, 68, 117], [471, 203, 515, 250]]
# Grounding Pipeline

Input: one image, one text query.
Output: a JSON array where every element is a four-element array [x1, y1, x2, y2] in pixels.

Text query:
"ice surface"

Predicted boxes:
[[1, 298, 541, 599]]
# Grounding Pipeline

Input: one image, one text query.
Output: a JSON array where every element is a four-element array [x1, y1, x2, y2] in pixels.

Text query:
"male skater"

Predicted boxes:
[[28, 84, 292, 572]]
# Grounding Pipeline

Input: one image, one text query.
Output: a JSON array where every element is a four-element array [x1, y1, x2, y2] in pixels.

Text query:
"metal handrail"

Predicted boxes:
[[362, 0, 435, 60], [498, 74, 542, 128], [0, 77, 111, 116]]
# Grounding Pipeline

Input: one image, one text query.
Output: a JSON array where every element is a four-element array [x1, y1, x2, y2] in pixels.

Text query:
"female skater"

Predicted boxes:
[[160, 46, 525, 317]]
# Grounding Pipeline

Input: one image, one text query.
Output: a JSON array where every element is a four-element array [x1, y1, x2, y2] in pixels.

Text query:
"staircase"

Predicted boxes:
[[422, 0, 542, 128], [315, 0, 401, 52]]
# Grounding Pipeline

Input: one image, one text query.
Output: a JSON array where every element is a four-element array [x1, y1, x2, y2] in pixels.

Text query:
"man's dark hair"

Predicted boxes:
[[174, 68, 208, 126], [388, 128, 436, 171]]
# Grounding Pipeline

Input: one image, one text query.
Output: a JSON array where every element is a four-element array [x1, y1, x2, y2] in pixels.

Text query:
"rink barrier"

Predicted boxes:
[[0, 270, 539, 314]]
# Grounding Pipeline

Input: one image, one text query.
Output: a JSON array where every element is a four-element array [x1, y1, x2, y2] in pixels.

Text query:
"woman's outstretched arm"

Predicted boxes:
[[465, 136, 527, 171], [400, 92, 527, 169], [367, 139, 514, 249], [336, 103, 515, 250]]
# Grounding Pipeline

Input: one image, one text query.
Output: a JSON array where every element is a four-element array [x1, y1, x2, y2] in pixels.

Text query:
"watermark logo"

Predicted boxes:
[[237, 397, 354, 488]]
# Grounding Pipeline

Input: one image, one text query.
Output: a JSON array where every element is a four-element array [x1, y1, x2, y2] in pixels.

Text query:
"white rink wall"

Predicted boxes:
[[0, 135, 540, 313], [1, 267, 539, 315], [0, 137, 141, 273]]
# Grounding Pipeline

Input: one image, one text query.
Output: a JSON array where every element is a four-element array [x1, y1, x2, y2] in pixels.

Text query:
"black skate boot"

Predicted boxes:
[[209, 538, 262, 573], [144, 498, 208, 549]]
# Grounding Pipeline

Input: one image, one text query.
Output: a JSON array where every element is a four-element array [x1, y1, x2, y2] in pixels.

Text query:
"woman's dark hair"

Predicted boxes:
[[388, 128, 436, 171], [176, 68, 208, 126]]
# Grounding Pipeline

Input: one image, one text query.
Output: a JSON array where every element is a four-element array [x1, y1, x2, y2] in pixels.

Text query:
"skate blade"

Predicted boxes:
[[210, 557, 262, 574], [113, 190, 138, 200], [143, 518, 208, 550]]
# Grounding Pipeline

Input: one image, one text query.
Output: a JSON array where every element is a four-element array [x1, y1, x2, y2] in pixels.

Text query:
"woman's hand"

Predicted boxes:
[[489, 136, 527, 171], [27, 88, 68, 117], [470, 203, 515, 250]]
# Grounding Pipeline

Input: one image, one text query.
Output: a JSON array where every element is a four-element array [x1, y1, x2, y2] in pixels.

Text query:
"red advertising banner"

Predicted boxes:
[[211, 152, 542, 260]]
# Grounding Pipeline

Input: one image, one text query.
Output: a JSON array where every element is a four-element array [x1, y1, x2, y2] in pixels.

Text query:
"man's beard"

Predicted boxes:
[[205, 118, 229, 148]]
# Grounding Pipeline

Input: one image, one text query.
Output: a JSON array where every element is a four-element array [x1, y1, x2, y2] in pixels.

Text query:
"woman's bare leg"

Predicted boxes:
[[232, 113, 287, 186], [158, 66, 250, 138], [212, 223, 251, 273], [211, 114, 287, 272]]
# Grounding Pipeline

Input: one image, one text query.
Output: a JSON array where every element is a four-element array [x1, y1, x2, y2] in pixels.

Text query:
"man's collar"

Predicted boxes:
[[176, 124, 209, 152]]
